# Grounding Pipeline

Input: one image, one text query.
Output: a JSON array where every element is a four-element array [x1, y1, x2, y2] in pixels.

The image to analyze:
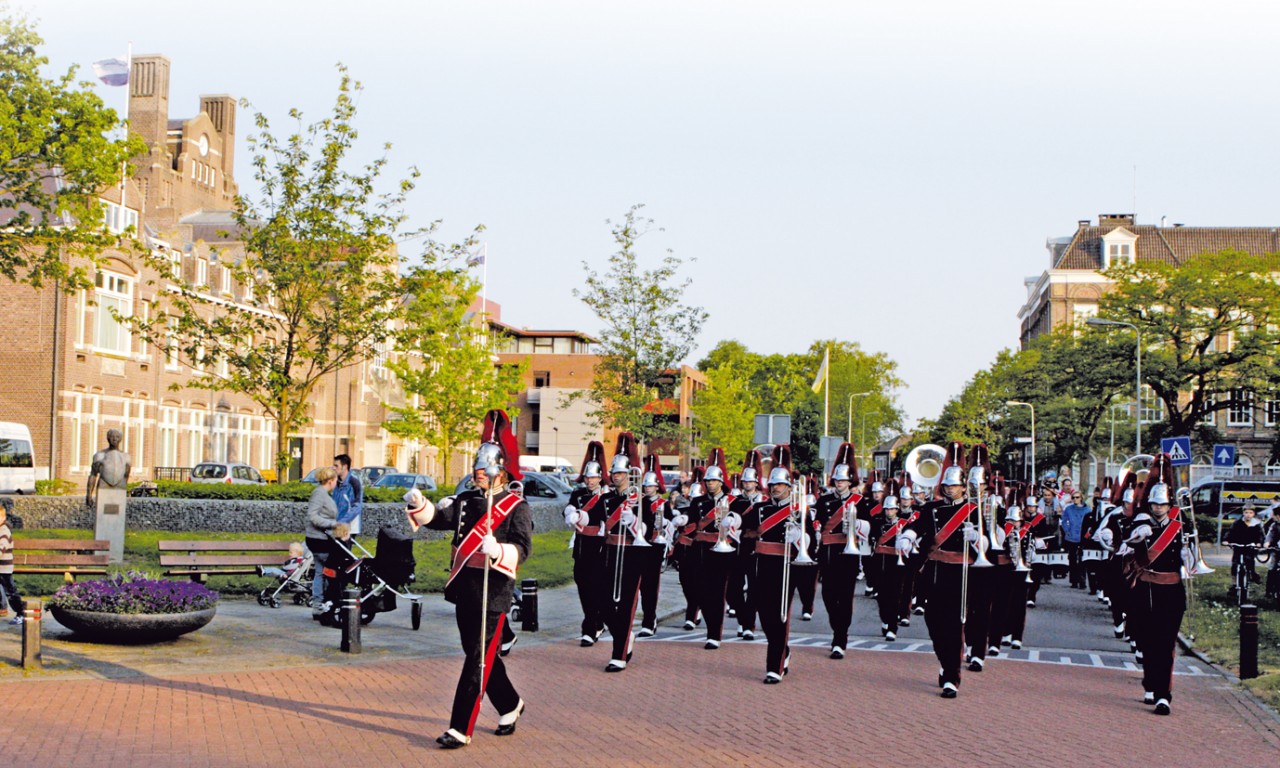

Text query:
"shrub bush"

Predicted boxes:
[[49, 571, 219, 614], [36, 478, 78, 496], [149, 481, 444, 504]]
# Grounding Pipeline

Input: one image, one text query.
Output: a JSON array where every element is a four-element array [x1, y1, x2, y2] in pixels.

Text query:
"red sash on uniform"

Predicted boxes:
[[933, 503, 978, 549], [878, 518, 907, 547], [759, 504, 794, 536], [446, 493, 522, 588], [868, 502, 884, 517], [1020, 512, 1045, 538], [1144, 518, 1183, 564], [822, 494, 863, 535], [696, 495, 729, 533], [575, 491, 602, 532]]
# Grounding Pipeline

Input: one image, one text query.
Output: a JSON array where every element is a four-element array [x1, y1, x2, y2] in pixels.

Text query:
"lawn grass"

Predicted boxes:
[[1182, 568, 1280, 710], [12, 528, 575, 598]]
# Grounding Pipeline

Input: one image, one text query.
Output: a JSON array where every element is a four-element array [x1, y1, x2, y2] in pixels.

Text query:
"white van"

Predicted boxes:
[[518, 455, 574, 475], [0, 422, 36, 494]]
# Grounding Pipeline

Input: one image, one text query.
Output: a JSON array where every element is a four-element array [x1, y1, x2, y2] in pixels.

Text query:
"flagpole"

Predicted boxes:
[[823, 346, 830, 437]]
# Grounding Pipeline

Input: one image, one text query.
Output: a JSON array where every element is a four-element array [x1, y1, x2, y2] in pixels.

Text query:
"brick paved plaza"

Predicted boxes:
[[1, 576, 1277, 766]]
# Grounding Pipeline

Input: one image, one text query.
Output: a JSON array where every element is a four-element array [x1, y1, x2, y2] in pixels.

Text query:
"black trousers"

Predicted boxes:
[[1082, 550, 1104, 593], [1128, 579, 1185, 700], [573, 537, 607, 637], [639, 545, 664, 630], [1065, 542, 1085, 587], [861, 549, 877, 592], [795, 563, 817, 613], [981, 565, 1013, 652], [1105, 558, 1128, 630], [604, 544, 645, 662], [1003, 573, 1029, 642], [751, 555, 798, 676], [922, 561, 966, 686], [699, 547, 733, 641], [873, 554, 904, 629], [675, 542, 702, 623], [905, 553, 927, 611], [729, 550, 755, 631], [449, 578, 520, 736], [817, 545, 857, 647], [963, 566, 995, 661]]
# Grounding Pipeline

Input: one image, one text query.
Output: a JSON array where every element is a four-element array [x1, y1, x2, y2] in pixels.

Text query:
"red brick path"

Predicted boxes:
[[6, 641, 1278, 767]]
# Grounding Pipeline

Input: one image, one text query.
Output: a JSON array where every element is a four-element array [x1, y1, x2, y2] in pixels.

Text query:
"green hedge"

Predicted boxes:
[[12, 528, 574, 597], [143, 480, 447, 504]]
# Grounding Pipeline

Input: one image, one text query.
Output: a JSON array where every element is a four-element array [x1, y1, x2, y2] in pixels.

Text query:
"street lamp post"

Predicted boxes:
[[1006, 401, 1036, 484], [1087, 317, 1142, 455], [847, 391, 870, 448], [552, 426, 559, 464]]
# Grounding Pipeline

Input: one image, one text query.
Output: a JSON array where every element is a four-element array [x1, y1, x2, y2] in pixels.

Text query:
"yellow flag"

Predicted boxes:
[[810, 347, 829, 394]]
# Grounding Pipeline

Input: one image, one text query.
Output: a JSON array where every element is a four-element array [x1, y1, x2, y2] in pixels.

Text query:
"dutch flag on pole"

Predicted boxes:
[[92, 58, 130, 87]]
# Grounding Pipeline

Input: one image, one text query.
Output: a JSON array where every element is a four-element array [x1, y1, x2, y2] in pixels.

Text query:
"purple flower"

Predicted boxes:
[[50, 571, 219, 614]]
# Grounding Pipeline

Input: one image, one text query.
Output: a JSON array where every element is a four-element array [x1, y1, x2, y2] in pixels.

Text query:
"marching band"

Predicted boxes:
[[409, 411, 1213, 748]]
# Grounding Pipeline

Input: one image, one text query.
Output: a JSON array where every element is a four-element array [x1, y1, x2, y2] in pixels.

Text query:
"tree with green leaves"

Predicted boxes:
[[1099, 250, 1280, 437], [693, 362, 757, 469], [572, 205, 708, 442], [384, 267, 526, 483], [0, 9, 144, 289], [137, 69, 435, 478]]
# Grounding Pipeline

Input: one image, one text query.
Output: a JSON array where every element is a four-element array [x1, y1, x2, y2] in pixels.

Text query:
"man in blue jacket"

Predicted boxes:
[[333, 454, 364, 535]]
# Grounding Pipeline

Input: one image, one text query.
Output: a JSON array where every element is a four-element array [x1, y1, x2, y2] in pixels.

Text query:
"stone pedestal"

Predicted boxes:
[[95, 487, 127, 563]]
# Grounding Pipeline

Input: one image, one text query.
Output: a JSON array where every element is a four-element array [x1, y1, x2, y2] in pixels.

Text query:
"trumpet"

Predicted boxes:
[[651, 493, 669, 547], [842, 496, 860, 556], [1007, 505, 1032, 573]]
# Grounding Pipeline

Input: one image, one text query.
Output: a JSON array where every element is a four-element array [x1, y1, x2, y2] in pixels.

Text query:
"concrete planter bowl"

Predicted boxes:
[[50, 606, 217, 643]]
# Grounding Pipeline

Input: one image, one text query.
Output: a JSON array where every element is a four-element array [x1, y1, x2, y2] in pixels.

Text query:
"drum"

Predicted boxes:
[[1081, 549, 1107, 562]]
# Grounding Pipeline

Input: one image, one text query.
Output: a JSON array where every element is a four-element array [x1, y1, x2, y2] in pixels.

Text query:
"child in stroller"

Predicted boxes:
[[318, 524, 425, 630], [257, 542, 315, 608]]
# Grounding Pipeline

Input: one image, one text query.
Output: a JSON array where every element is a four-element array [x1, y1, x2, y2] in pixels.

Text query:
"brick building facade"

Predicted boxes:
[[1017, 213, 1280, 481]]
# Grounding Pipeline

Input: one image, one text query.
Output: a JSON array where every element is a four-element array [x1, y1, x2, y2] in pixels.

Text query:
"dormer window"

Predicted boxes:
[[1101, 227, 1138, 269]]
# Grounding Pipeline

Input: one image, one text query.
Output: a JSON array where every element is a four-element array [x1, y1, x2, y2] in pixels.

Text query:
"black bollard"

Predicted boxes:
[[21, 599, 41, 670], [1240, 604, 1259, 679], [521, 578, 539, 632], [341, 586, 362, 654]]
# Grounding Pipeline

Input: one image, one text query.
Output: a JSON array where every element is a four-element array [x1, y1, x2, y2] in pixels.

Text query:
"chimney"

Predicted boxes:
[[127, 55, 171, 153], [1098, 213, 1136, 228], [199, 95, 237, 181], [1078, 219, 1091, 229]]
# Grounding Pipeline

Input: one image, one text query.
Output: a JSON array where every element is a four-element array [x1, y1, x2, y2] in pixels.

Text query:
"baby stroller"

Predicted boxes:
[[319, 526, 424, 630], [256, 551, 315, 609]]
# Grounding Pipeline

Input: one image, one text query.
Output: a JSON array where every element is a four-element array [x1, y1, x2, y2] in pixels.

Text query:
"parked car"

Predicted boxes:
[[301, 468, 321, 484], [191, 462, 267, 485], [453, 470, 572, 506], [357, 465, 397, 486], [373, 473, 438, 493], [0, 422, 36, 494]]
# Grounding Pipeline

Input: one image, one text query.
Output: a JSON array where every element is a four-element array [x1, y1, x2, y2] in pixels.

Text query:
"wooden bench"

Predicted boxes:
[[13, 539, 111, 582], [159, 540, 296, 583]]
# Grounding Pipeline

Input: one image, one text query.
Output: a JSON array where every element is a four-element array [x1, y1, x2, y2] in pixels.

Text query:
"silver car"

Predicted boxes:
[[190, 462, 267, 484]]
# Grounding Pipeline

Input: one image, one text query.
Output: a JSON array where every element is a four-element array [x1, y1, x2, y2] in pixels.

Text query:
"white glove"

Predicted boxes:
[[992, 529, 1007, 548], [1034, 537, 1048, 551], [563, 505, 578, 526], [620, 507, 636, 526], [855, 519, 870, 539], [671, 514, 688, 528], [806, 494, 817, 506], [481, 534, 501, 559], [722, 512, 741, 531], [438, 495, 455, 511], [896, 530, 917, 555], [1098, 529, 1114, 550], [963, 522, 980, 543], [1127, 524, 1153, 544], [785, 524, 802, 544], [1117, 543, 1133, 556]]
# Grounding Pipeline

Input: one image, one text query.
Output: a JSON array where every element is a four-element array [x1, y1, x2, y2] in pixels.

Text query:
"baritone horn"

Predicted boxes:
[[905, 444, 946, 492], [1176, 487, 1213, 577]]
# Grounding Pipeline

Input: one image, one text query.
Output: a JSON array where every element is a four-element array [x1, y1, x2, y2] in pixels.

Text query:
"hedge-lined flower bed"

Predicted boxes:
[[50, 571, 219, 614], [142, 480, 443, 504]]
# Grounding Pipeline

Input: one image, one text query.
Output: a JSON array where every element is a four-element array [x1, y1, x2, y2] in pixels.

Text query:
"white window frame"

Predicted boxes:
[[1266, 461, 1280, 478], [187, 411, 203, 465], [159, 406, 179, 466], [1139, 385, 1163, 425], [1200, 393, 1216, 427], [1228, 389, 1254, 427], [93, 271, 133, 356], [1236, 455, 1254, 477], [1265, 398, 1280, 428], [196, 258, 208, 289]]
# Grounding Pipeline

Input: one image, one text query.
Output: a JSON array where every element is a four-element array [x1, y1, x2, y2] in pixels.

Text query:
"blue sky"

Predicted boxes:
[[28, 0, 1280, 424]]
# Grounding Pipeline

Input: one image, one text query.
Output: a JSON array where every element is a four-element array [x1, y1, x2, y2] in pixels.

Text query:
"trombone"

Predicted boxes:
[[781, 476, 816, 621], [612, 467, 646, 603], [960, 467, 994, 624], [1176, 486, 1214, 642]]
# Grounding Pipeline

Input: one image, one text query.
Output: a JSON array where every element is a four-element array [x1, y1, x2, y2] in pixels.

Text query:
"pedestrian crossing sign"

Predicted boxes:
[[1161, 436, 1192, 466]]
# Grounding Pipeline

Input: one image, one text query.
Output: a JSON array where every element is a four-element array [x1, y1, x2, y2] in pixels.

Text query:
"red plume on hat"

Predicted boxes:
[[611, 432, 641, 475], [771, 444, 792, 473], [829, 441, 860, 486], [742, 449, 763, 478], [479, 409, 522, 481], [643, 452, 667, 494], [577, 441, 606, 484], [1135, 452, 1176, 513], [706, 447, 728, 479]]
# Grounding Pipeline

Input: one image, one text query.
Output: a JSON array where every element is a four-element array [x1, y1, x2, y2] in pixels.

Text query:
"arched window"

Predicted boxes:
[[1235, 455, 1254, 477]]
